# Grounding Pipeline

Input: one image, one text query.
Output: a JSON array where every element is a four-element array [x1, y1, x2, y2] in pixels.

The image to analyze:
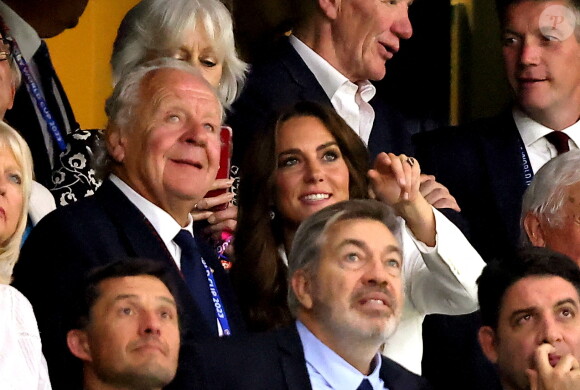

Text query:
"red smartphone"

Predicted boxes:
[[205, 126, 232, 210]]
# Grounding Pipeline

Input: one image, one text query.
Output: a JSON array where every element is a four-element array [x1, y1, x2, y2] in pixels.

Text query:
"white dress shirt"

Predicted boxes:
[[383, 208, 486, 374], [297, 321, 386, 390], [0, 284, 52, 390], [514, 108, 580, 173], [110, 175, 194, 269], [289, 35, 376, 145]]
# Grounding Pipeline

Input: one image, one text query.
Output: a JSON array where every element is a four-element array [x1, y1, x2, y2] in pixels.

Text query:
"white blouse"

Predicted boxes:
[[0, 284, 52, 390]]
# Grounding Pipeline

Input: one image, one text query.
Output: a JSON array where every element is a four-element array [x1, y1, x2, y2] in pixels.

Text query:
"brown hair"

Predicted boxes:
[[231, 101, 370, 331]]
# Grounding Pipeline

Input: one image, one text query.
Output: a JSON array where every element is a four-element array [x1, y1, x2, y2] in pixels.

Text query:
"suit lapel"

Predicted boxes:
[[279, 40, 332, 105], [95, 180, 216, 339], [477, 111, 528, 247], [276, 325, 313, 390]]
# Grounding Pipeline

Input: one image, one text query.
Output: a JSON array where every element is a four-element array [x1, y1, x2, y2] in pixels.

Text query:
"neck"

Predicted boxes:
[[84, 371, 162, 390], [299, 315, 380, 375], [294, 21, 357, 83], [112, 171, 193, 227], [521, 103, 580, 131], [281, 225, 296, 255]]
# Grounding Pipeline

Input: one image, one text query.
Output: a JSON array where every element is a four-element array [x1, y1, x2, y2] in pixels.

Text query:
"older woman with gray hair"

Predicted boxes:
[[111, 0, 247, 108], [111, 0, 248, 249], [521, 150, 580, 265]]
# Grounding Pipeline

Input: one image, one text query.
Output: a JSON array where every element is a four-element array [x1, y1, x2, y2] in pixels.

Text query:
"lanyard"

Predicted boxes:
[[0, 17, 67, 151], [517, 136, 534, 187], [200, 257, 232, 336]]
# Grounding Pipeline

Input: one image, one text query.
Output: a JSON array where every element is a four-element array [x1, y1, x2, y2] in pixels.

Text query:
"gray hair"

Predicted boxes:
[[97, 57, 222, 178], [111, 0, 247, 107], [521, 150, 580, 245], [287, 199, 400, 315]]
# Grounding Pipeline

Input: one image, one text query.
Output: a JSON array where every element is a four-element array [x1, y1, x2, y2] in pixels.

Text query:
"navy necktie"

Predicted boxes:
[[357, 379, 373, 390], [545, 131, 571, 155], [174, 229, 215, 331]]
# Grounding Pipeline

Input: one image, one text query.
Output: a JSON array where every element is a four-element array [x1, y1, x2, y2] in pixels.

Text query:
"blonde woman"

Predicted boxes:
[[0, 121, 51, 390]]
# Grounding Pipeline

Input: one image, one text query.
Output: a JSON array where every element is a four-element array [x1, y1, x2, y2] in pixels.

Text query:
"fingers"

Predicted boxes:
[[203, 206, 238, 240], [369, 153, 422, 204], [420, 177, 461, 211], [526, 368, 539, 390], [196, 191, 235, 210], [206, 178, 235, 191], [535, 343, 557, 377]]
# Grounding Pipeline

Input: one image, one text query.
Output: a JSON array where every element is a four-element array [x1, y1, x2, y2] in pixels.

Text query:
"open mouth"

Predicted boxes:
[[300, 193, 331, 202]]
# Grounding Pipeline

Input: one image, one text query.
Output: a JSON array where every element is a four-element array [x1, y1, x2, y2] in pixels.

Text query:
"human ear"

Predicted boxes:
[[318, 0, 341, 20], [106, 123, 126, 163], [478, 326, 499, 364], [291, 269, 314, 310], [523, 213, 546, 247], [66, 329, 92, 362]]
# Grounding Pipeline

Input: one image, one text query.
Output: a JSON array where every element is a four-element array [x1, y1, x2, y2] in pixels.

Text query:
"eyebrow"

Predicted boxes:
[[114, 294, 177, 307], [339, 239, 402, 257], [278, 141, 339, 157], [508, 298, 579, 321]]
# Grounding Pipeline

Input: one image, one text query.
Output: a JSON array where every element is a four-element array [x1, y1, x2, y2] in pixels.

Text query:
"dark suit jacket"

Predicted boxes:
[[228, 38, 433, 169], [413, 110, 527, 262], [12, 180, 244, 389], [183, 324, 431, 390]]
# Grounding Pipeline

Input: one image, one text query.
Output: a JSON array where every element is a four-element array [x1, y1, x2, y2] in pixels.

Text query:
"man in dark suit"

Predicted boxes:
[[228, 0, 432, 169], [186, 200, 431, 390], [414, 0, 580, 262], [414, 1, 580, 389], [477, 248, 580, 390], [0, 0, 99, 204], [12, 59, 244, 389]]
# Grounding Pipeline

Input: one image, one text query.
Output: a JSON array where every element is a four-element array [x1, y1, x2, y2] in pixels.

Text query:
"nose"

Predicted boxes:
[[519, 42, 540, 66], [181, 120, 209, 147], [140, 311, 162, 337], [540, 316, 563, 345], [304, 160, 324, 183], [362, 257, 391, 287], [392, 8, 413, 40]]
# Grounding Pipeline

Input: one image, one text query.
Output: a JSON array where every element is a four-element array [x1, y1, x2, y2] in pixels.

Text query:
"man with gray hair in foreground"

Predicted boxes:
[[521, 150, 580, 266], [187, 199, 430, 390], [13, 58, 244, 389]]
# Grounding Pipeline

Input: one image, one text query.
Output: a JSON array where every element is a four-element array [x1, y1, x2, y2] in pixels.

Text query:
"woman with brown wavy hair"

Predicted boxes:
[[232, 101, 485, 374], [232, 101, 370, 331]]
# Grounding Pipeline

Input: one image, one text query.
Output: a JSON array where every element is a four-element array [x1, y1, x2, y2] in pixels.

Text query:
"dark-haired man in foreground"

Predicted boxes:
[[67, 259, 181, 390], [478, 248, 580, 390]]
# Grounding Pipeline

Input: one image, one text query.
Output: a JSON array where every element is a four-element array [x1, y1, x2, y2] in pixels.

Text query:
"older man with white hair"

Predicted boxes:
[[521, 150, 580, 265]]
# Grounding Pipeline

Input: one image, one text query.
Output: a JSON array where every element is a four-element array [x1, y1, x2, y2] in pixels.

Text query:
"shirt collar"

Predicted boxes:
[[296, 320, 384, 390], [0, 0, 41, 61], [513, 107, 580, 148], [289, 35, 352, 101], [109, 175, 193, 251]]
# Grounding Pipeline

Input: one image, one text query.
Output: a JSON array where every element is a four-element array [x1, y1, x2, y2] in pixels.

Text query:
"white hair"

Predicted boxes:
[[111, 0, 247, 108]]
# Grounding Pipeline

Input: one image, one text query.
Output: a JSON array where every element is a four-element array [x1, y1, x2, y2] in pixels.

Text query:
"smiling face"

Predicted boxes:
[[168, 25, 224, 88], [501, 0, 580, 124], [79, 275, 180, 389], [479, 276, 580, 390], [0, 147, 23, 246], [330, 0, 413, 82], [275, 115, 350, 228], [295, 218, 403, 347], [108, 68, 221, 225]]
